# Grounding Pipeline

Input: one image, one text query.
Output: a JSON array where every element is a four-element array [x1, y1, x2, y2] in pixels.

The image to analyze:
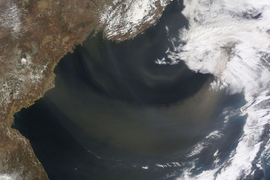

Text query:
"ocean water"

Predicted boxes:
[[14, 0, 270, 179]]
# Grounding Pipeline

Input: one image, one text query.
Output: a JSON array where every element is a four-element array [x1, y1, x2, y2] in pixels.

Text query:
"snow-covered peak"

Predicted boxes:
[[99, 0, 170, 40]]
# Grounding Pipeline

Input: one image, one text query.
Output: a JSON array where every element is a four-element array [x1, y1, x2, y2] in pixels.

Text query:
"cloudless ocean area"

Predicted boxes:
[[13, 0, 248, 179]]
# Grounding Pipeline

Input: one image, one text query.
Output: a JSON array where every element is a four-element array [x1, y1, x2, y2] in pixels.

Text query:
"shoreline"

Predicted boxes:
[[0, 0, 171, 178]]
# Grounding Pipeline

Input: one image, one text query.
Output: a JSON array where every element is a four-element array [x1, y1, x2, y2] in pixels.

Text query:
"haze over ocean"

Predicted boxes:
[[14, 0, 270, 179]]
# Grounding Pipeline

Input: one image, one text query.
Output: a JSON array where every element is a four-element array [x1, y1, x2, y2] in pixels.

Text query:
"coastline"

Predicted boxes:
[[0, 0, 171, 179]]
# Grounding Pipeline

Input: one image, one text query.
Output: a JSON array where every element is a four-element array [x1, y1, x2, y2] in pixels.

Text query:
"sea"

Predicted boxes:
[[13, 0, 270, 179]]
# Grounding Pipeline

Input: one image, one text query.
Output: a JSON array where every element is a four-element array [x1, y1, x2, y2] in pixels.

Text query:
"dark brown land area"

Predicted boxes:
[[0, 0, 170, 179]]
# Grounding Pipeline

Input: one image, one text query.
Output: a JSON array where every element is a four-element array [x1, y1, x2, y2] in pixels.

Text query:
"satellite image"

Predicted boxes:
[[1, 0, 270, 180]]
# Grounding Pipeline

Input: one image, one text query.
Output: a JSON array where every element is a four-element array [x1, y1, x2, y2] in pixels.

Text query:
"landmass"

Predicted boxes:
[[0, 0, 170, 179]]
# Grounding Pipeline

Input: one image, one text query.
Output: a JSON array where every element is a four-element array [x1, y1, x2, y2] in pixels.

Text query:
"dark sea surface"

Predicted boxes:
[[13, 0, 247, 179]]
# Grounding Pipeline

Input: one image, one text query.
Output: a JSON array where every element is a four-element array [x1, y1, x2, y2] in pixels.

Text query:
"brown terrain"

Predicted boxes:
[[0, 0, 170, 179]]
